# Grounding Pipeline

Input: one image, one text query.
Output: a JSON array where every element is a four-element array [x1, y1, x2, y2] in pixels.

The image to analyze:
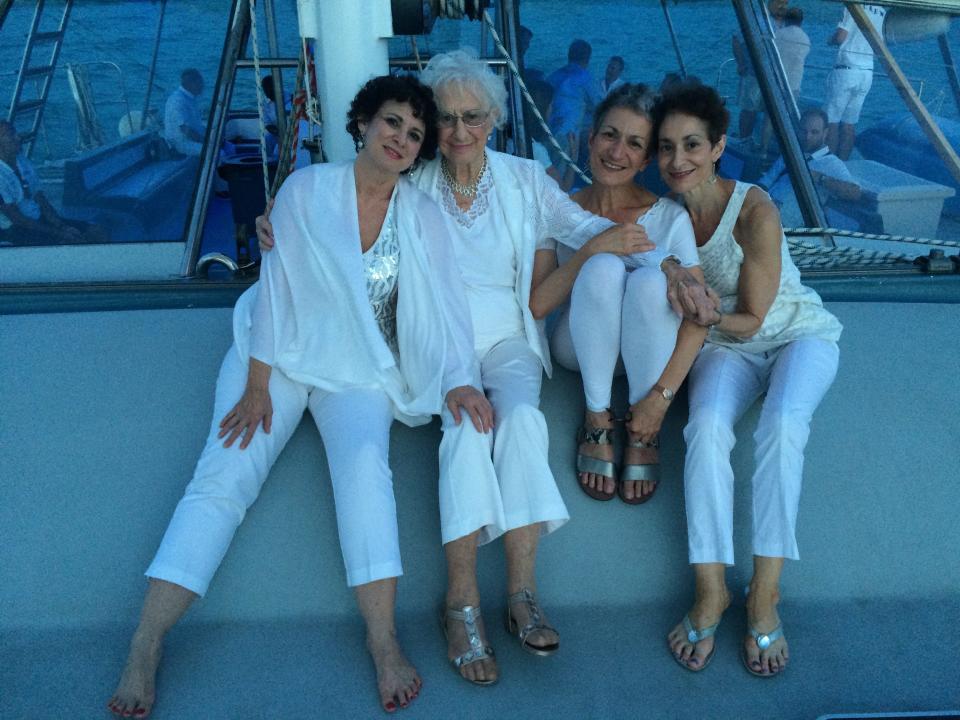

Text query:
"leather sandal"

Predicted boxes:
[[440, 605, 497, 685], [619, 426, 660, 505], [505, 588, 559, 657], [576, 411, 618, 501], [741, 622, 785, 678], [672, 614, 720, 672]]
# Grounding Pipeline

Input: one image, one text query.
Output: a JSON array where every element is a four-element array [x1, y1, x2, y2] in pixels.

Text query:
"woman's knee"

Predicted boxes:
[[496, 400, 545, 431], [575, 253, 626, 296], [684, 408, 737, 453], [625, 266, 670, 313]]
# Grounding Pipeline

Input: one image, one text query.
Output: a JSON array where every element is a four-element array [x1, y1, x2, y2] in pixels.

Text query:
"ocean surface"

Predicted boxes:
[[1, 0, 957, 162]]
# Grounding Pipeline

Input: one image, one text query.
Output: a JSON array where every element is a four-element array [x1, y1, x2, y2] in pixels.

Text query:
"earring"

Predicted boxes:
[[358, 134, 366, 149], [709, 160, 718, 184]]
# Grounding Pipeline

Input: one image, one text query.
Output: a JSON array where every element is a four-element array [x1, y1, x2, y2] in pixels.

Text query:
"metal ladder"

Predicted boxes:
[[6, 0, 74, 157]]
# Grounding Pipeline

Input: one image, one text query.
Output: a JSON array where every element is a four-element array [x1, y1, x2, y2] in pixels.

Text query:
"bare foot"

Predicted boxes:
[[443, 606, 498, 685], [507, 591, 559, 653], [367, 631, 421, 712], [578, 410, 616, 497], [743, 587, 789, 676], [107, 631, 162, 718], [667, 589, 730, 671], [620, 432, 658, 502]]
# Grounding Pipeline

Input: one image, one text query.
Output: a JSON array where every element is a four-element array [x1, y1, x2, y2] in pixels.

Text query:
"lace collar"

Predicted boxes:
[[437, 154, 493, 229]]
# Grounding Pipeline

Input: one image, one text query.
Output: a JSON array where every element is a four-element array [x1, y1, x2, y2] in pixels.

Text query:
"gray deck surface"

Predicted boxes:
[[2, 302, 959, 720], [5, 599, 959, 720]]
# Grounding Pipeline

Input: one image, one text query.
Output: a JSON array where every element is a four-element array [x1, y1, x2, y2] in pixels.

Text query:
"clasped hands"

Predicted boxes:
[[662, 261, 721, 327]]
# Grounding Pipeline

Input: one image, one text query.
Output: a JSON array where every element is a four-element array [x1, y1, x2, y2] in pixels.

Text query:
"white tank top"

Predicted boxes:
[[698, 181, 842, 353]]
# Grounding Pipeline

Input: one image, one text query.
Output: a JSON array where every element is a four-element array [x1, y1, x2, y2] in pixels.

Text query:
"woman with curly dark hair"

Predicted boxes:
[[107, 74, 491, 717], [655, 82, 841, 678]]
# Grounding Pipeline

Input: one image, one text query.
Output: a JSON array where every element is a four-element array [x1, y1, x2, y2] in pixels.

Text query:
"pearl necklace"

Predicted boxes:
[[441, 153, 487, 198]]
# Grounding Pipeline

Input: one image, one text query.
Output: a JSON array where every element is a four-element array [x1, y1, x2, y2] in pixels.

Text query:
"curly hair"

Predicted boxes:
[[419, 49, 508, 130], [590, 83, 657, 136], [651, 79, 729, 147], [346, 74, 438, 172]]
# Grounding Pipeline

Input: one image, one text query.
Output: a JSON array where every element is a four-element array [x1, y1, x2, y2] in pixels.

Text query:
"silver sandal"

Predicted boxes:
[[440, 605, 497, 685], [576, 411, 618, 501], [505, 588, 560, 657]]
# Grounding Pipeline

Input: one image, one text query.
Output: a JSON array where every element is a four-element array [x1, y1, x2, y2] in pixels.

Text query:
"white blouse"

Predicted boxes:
[[437, 168, 525, 354]]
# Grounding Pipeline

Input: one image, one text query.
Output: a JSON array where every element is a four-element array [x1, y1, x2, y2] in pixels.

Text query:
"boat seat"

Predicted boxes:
[[61, 130, 197, 229]]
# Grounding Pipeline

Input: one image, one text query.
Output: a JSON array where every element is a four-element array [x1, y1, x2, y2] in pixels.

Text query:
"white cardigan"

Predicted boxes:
[[232, 161, 477, 426], [415, 150, 671, 376]]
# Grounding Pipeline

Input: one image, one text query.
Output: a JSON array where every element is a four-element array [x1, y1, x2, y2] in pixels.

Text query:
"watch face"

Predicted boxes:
[[663, 388, 675, 401]]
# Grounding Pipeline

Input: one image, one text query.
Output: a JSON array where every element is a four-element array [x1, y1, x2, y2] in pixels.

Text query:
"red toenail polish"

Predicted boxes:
[[385, 702, 396, 711]]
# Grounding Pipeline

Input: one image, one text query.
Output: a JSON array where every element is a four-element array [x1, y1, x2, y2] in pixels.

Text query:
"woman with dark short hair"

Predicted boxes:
[[654, 81, 841, 678], [108, 74, 490, 717]]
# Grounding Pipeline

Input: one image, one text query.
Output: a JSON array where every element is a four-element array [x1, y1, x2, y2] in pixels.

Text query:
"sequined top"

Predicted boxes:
[[363, 193, 400, 356]]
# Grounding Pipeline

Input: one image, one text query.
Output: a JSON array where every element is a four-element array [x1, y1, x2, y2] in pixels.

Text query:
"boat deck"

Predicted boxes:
[[5, 598, 958, 719], [2, 301, 959, 719]]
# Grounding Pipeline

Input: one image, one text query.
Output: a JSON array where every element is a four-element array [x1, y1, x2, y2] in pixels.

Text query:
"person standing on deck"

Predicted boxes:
[[164, 68, 206, 156], [548, 39, 601, 176], [823, 4, 887, 160], [775, 7, 810, 98], [600, 56, 626, 97]]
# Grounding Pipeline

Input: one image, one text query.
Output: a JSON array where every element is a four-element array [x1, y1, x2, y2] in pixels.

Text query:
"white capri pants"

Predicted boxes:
[[438, 336, 569, 546], [683, 338, 840, 565], [551, 255, 681, 411], [146, 345, 401, 594]]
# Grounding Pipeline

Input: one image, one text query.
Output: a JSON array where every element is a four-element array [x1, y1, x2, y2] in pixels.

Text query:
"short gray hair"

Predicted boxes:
[[420, 49, 507, 129]]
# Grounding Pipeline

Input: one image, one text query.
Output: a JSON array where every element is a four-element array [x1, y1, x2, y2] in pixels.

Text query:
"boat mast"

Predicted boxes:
[[296, 0, 391, 162]]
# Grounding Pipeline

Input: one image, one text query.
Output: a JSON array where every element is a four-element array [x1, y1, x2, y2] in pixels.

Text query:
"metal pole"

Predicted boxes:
[[938, 33, 960, 117], [732, 0, 829, 240], [180, 0, 252, 276], [262, 0, 286, 144], [140, 0, 167, 131], [496, 0, 529, 159], [660, 0, 687, 78]]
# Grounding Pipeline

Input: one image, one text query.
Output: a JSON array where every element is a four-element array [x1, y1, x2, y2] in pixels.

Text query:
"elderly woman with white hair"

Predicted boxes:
[[258, 51, 712, 685]]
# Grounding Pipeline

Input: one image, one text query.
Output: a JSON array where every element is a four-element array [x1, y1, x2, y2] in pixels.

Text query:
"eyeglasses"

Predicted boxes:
[[436, 110, 490, 129]]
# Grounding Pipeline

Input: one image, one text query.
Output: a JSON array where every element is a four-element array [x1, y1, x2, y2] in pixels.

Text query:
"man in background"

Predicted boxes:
[[164, 68, 206, 156], [0, 121, 106, 245], [758, 107, 861, 226], [600, 56, 626, 96], [776, 7, 810, 97], [823, 4, 887, 159]]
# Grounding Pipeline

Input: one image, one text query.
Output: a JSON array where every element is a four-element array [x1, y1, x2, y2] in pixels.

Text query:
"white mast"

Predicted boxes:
[[297, 0, 392, 162]]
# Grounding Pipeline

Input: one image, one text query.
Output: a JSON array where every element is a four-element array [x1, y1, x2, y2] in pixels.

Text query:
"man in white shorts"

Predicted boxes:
[[823, 4, 886, 160]]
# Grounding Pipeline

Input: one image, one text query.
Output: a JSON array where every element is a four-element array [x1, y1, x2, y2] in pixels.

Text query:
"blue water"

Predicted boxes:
[[1, 0, 956, 162]]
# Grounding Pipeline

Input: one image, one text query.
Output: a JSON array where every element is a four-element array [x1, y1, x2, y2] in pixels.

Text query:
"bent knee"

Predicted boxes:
[[684, 410, 737, 449], [576, 253, 626, 291], [625, 266, 670, 309]]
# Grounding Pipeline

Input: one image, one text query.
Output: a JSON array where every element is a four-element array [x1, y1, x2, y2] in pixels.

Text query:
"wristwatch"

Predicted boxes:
[[653, 383, 675, 402]]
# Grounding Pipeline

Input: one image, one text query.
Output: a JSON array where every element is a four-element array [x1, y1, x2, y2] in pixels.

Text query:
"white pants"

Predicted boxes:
[[552, 255, 681, 411], [683, 338, 840, 565], [146, 346, 401, 593], [438, 336, 569, 545], [824, 67, 873, 125]]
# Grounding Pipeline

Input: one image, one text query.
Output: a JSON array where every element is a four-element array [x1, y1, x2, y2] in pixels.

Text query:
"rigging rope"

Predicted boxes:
[[784, 226, 960, 249], [248, 0, 271, 201], [479, 9, 592, 185]]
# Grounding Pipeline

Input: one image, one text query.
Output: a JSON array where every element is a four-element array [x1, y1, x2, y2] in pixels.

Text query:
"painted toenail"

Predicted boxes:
[[385, 701, 396, 711]]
